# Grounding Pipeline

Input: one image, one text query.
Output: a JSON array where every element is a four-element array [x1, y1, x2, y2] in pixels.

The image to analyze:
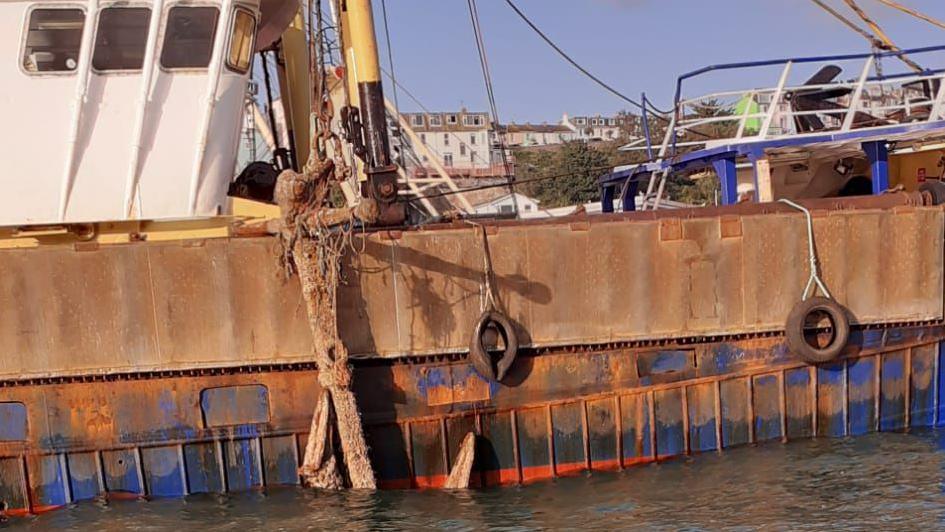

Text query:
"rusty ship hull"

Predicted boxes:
[[1, 193, 944, 514]]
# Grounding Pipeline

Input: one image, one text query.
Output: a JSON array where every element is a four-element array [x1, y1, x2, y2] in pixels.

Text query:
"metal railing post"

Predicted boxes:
[[641, 93, 654, 159], [759, 61, 793, 139], [931, 76, 945, 120], [842, 55, 875, 131], [657, 113, 677, 158]]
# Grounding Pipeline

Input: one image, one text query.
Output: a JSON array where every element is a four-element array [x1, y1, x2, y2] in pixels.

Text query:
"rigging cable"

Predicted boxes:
[[379, 66, 504, 168], [502, 0, 716, 140], [809, 0, 886, 49], [398, 162, 646, 204], [874, 0, 945, 31], [840, 0, 924, 72], [380, 0, 406, 169], [467, 0, 518, 215], [503, 0, 653, 115]]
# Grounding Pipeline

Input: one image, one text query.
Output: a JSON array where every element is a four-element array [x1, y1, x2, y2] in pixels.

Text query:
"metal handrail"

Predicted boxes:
[[664, 45, 945, 155]]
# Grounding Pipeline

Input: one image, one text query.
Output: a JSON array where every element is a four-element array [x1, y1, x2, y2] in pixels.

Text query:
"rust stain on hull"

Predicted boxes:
[[0, 325, 943, 515], [0, 197, 942, 382]]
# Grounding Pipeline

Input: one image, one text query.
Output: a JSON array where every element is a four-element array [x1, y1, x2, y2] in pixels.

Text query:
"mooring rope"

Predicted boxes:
[[778, 198, 833, 300]]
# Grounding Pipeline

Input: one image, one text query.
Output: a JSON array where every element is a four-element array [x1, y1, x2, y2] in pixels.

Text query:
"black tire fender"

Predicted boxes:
[[919, 181, 945, 206], [785, 296, 851, 364], [469, 310, 519, 383]]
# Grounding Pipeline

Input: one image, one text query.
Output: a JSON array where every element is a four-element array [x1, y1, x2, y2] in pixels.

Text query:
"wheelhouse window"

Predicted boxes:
[[22, 8, 85, 73], [161, 6, 219, 69], [92, 7, 151, 71], [226, 9, 255, 74]]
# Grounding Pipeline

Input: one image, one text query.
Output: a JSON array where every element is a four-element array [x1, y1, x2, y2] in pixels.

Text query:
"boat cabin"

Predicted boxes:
[[0, 0, 271, 227]]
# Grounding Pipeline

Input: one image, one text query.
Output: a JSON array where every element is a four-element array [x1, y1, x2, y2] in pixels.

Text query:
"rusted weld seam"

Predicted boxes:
[[4, 321, 941, 388]]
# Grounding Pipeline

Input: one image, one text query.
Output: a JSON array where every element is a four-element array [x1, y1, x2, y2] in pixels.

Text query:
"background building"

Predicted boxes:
[[472, 192, 541, 215], [399, 108, 511, 178], [561, 113, 640, 142], [504, 123, 577, 147]]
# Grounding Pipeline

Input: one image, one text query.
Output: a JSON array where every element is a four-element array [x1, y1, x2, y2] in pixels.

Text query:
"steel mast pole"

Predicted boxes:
[[343, 0, 404, 225]]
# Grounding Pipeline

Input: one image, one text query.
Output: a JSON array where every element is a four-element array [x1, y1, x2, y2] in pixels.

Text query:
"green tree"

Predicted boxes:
[[516, 141, 611, 208], [510, 102, 736, 209]]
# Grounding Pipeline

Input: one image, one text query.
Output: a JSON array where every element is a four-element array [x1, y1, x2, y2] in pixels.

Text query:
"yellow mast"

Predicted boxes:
[[338, 0, 404, 225], [276, 13, 313, 170]]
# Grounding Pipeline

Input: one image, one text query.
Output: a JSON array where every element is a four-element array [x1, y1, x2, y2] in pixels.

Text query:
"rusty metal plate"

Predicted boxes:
[[0, 205, 941, 377]]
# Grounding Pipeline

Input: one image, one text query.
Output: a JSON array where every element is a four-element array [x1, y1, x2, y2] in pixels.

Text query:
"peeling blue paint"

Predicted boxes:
[[201, 385, 270, 428], [0, 403, 27, 441], [141, 446, 185, 497], [848, 357, 877, 436], [416, 367, 450, 400]]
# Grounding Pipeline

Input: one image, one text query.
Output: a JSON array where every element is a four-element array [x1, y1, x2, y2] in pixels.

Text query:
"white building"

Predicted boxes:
[[401, 108, 509, 178], [562, 113, 634, 142], [473, 192, 540, 216], [504, 123, 577, 147]]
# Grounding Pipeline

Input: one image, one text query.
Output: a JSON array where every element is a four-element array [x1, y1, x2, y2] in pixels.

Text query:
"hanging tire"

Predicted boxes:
[[919, 181, 945, 206], [469, 310, 519, 383], [785, 296, 851, 364]]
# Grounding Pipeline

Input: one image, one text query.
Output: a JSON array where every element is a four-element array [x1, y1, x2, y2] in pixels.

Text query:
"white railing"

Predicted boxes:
[[659, 47, 945, 157]]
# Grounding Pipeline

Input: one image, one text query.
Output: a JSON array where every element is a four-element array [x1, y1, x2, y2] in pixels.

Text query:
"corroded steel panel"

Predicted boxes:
[[848, 356, 878, 435], [0, 327, 943, 515], [687, 382, 718, 452], [784, 368, 814, 438], [66, 452, 102, 501], [183, 442, 224, 494], [0, 204, 942, 380], [880, 350, 909, 430], [817, 363, 846, 437]]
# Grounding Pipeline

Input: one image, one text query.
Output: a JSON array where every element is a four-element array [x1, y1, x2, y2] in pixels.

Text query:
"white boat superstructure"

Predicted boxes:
[[0, 0, 295, 227]]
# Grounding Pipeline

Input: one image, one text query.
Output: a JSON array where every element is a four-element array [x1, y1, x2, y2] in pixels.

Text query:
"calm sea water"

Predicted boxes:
[[6, 430, 945, 530]]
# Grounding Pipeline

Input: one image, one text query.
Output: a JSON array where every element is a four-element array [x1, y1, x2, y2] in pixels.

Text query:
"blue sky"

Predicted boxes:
[[373, 0, 945, 123]]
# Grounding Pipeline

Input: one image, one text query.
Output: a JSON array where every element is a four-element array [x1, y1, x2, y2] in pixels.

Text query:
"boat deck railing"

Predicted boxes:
[[657, 45, 945, 157]]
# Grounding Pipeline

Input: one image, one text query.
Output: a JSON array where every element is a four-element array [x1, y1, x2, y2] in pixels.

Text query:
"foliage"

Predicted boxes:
[[515, 141, 615, 208], [511, 102, 740, 209]]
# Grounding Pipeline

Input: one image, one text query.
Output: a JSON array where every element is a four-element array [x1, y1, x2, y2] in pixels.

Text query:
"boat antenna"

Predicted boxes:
[[467, 0, 518, 215]]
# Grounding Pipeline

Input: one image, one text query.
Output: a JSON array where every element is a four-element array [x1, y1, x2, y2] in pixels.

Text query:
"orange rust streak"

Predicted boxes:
[[482, 469, 520, 486], [29, 504, 65, 514], [589, 458, 622, 471], [555, 462, 587, 476], [621, 455, 657, 467], [412, 474, 447, 489], [521, 464, 554, 483]]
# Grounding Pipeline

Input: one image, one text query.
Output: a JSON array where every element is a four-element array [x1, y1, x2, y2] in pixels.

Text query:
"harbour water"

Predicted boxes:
[[5, 430, 945, 530]]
